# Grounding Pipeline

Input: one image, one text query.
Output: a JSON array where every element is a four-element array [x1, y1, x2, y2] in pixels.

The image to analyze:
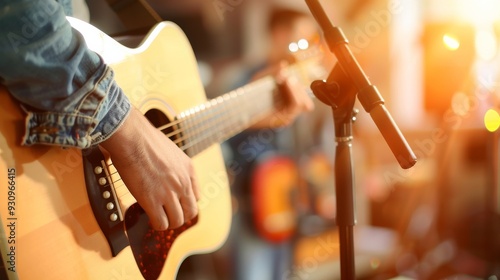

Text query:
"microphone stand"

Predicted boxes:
[[304, 0, 418, 279]]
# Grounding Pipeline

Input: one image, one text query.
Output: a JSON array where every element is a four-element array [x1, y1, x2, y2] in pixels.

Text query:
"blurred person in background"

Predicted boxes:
[[220, 5, 328, 280]]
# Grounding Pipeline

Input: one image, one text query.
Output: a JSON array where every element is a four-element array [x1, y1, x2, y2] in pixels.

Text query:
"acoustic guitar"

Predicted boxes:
[[0, 17, 323, 280]]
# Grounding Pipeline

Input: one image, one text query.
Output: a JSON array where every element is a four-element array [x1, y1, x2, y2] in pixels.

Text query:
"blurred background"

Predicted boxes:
[[85, 0, 500, 279]]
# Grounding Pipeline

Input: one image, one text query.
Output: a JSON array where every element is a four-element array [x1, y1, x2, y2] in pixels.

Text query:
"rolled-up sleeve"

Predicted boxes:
[[0, 0, 131, 148]]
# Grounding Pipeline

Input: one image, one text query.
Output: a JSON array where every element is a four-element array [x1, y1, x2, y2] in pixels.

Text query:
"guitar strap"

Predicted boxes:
[[104, 0, 162, 33]]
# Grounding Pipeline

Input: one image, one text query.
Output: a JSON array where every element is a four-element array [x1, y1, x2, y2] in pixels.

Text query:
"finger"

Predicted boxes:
[[163, 193, 185, 229], [146, 204, 170, 231], [179, 185, 199, 222]]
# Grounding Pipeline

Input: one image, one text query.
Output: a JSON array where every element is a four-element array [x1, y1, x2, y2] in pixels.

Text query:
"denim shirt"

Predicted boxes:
[[0, 0, 131, 148]]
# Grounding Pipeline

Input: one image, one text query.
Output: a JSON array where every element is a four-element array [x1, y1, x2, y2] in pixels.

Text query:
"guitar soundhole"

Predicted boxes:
[[144, 108, 178, 140], [124, 203, 198, 280]]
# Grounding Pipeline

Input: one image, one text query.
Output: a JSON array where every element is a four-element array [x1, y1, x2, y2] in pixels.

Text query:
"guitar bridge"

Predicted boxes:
[[82, 147, 129, 257]]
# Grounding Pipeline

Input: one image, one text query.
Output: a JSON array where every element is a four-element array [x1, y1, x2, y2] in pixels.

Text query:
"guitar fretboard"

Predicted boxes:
[[175, 76, 278, 157]]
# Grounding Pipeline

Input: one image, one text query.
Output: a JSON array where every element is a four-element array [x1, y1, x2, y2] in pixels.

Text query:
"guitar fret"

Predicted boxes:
[[179, 77, 277, 157], [186, 107, 198, 156]]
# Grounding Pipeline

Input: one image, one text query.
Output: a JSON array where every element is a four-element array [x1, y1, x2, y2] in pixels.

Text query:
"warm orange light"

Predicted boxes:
[[446, 0, 500, 26], [484, 109, 500, 132], [476, 29, 498, 61], [443, 34, 461, 50]]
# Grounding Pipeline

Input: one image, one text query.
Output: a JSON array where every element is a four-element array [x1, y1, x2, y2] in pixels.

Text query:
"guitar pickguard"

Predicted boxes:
[[82, 146, 200, 280], [124, 204, 198, 280]]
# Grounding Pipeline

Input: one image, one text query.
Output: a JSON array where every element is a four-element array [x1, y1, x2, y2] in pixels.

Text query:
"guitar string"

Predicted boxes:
[[163, 62, 315, 149], [109, 60, 317, 169], [173, 83, 278, 155], [88, 47, 323, 206], [104, 70, 314, 199], [153, 55, 317, 137], [168, 60, 321, 153], [163, 78, 276, 147], [102, 63, 320, 200], [104, 89, 277, 199], [108, 79, 308, 198], [171, 93, 243, 153], [131, 78, 278, 160], [108, 90, 278, 199], [151, 62, 315, 149], [147, 77, 268, 138]]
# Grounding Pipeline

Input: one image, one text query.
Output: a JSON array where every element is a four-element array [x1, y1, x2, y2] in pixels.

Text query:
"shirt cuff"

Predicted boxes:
[[21, 67, 131, 148]]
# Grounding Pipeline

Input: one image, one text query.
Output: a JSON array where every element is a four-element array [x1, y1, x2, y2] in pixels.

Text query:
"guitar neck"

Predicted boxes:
[[66, 16, 322, 160], [174, 76, 279, 157]]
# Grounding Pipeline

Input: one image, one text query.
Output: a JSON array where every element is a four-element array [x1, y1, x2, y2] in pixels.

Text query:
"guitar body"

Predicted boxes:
[[250, 151, 336, 244], [0, 18, 231, 279], [251, 154, 299, 243]]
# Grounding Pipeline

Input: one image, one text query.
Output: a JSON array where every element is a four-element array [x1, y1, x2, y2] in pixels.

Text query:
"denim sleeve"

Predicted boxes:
[[0, 0, 131, 148]]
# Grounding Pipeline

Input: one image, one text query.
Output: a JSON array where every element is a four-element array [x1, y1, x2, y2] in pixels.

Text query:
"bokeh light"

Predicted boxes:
[[484, 109, 500, 132], [443, 33, 461, 51], [297, 38, 309, 50], [288, 42, 299, 53]]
